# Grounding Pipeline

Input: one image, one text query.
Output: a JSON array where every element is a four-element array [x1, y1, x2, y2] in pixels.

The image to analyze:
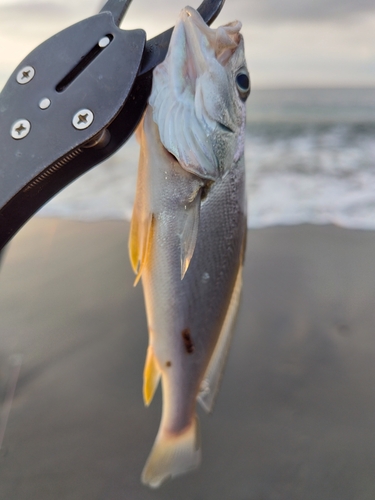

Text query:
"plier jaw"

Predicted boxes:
[[0, 0, 226, 251]]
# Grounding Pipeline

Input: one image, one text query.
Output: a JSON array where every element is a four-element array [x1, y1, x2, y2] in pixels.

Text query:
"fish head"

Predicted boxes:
[[149, 6, 250, 181]]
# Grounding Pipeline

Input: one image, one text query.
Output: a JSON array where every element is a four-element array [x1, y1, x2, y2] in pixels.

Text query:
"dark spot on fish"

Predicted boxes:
[[166, 361, 172, 367], [181, 328, 194, 354]]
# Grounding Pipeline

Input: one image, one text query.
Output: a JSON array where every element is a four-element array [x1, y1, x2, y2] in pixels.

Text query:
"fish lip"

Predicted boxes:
[[180, 6, 204, 28], [181, 6, 202, 21]]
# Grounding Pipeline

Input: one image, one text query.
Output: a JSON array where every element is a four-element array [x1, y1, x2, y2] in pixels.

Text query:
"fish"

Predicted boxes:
[[129, 5, 250, 488]]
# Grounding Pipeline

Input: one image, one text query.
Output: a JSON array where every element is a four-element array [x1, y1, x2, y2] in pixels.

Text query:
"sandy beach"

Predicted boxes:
[[0, 218, 374, 499]]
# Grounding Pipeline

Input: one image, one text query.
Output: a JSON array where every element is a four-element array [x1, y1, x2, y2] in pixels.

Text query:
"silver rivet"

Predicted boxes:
[[16, 66, 35, 84], [39, 98, 51, 110], [99, 36, 111, 48], [72, 109, 94, 130], [11, 119, 31, 139]]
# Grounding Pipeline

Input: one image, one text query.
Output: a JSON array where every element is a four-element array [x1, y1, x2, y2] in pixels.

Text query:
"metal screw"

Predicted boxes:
[[99, 36, 111, 48], [10, 119, 31, 139], [16, 66, 35, 85], [72, 109, 94, 130], [39, 98, 51, 110]]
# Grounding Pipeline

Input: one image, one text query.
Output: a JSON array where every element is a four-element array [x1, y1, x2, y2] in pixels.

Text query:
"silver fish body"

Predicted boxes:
[[129, 6, 250, 488]]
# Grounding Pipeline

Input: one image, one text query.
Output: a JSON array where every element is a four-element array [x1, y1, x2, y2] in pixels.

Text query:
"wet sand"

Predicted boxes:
[[0, 218, 374, 499]]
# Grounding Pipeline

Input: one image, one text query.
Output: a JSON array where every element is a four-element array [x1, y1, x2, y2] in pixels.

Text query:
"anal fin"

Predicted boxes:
[[143, 345, 161, 406], [197, 266, 243, 413]]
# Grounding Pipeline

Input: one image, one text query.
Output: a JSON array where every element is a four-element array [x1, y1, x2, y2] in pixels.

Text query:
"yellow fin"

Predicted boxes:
[[129, 117, 148, 277], [128, 215, 140, 275], [198, 265, 243, 413], [143, 346, 161, 406], [129, 114, 156, 285], [132, 213, 155, 286]]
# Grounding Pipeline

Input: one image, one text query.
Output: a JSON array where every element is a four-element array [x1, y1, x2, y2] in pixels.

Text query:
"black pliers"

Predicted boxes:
[[0, 0, 225, 252]]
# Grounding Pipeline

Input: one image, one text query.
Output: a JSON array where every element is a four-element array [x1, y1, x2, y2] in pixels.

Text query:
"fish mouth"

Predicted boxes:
[[180, 7, 210, 30], [179, 7, 213, 80], [180, 6, 242, 72]]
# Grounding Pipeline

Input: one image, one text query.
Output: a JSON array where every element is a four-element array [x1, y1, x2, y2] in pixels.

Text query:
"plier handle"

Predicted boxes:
[[0, 0, 225, 251]]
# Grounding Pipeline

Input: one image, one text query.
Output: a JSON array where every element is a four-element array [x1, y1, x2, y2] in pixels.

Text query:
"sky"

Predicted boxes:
[[0, 0, 374, 89]]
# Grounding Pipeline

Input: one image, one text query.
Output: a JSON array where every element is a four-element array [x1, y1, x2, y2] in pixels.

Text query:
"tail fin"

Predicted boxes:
[[141, 417, 201, 488]]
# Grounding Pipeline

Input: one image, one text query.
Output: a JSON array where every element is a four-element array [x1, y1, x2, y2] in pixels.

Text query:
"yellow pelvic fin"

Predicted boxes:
[[128, 215, 140, 275], [129, 212, 156, 287], [143, 345, 161, 406]]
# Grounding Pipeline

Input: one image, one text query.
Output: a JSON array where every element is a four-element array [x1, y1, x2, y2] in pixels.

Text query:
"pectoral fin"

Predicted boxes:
[[143, 345, 161, 406], [198, 265, 243, 413], [180, 189, 201, 280]]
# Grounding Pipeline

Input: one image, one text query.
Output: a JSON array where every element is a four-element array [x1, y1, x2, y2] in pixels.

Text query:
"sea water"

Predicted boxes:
[[39, 88, 375, 229]]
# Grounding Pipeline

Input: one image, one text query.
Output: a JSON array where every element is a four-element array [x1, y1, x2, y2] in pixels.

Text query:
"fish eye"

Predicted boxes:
[[235, 71, 250, 100]]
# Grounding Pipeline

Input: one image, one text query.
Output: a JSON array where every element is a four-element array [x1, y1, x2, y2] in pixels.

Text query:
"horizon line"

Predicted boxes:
[[252, 84, 375, 91]]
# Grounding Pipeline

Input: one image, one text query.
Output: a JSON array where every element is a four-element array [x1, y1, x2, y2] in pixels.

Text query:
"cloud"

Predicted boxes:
[[0, 1, 69, 17], [1, 0, 374, 24], [0, 0, 102, 23], [0, 1, 100, 41], [0, 0, 374, 89], [225, 0, 375, 23]]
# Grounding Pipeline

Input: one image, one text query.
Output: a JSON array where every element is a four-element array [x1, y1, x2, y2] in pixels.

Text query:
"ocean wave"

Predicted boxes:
[[245, 122, 375, 229], [39, 119, 375, 230]]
